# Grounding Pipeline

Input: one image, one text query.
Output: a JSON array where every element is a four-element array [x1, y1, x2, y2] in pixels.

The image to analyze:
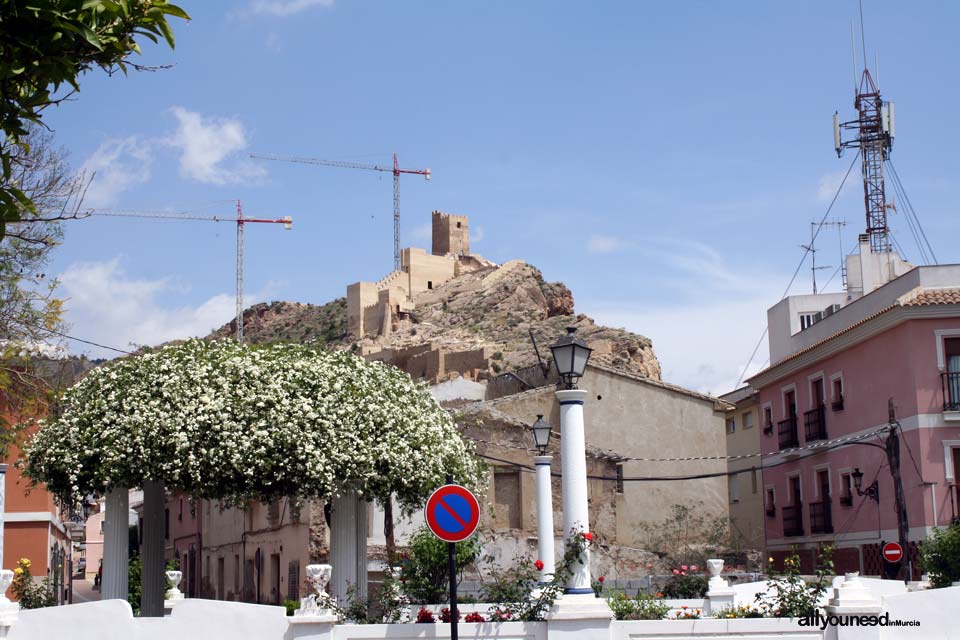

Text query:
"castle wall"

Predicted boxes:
[[346, 282, 379, 340], [401, 248, 457, 297]]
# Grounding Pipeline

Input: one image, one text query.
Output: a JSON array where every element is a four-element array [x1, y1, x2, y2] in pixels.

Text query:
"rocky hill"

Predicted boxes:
[[209, 261, 661, 380]]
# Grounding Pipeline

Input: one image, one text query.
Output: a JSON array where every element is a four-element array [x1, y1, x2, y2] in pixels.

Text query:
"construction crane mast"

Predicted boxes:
[[89, 202, 292, 342], [250, 152, 430, 271]]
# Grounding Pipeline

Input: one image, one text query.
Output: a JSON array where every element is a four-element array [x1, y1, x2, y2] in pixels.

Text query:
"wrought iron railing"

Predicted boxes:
[[804, 405, 827, 442], [942, 372, 960, 411], [839, 494, 853, 507], [778, 416, 799, 449], [782, 504, 804, 537], [832, 396, 844, 411], [809, 499, 834, 534]]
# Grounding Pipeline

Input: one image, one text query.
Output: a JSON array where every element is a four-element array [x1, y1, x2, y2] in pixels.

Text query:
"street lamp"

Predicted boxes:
[[550, 327, 608, 616], [531, 414, 552, 456], [530, 415, 555, 583], [852, 468, 880, 503], [550, 326, 593, 389]]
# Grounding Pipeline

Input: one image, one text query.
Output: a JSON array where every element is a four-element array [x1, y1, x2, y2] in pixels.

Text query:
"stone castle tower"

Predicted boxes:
[[432, 211, 469, 256]]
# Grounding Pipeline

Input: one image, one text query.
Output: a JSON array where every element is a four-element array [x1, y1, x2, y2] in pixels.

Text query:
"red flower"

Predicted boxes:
[[690, 565, 698, 571], [672, 569, 680, 575], [681, 565, 688, 571], [598, 576, 605, 583], [582, 532, 594, 542], [681, 571, 687, 576], [534, 559, 544, 571]]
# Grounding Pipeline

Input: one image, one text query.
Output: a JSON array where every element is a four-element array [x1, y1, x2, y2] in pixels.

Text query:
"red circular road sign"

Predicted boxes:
[[425, 484, 481, 543], [882, 542, 904, 563]]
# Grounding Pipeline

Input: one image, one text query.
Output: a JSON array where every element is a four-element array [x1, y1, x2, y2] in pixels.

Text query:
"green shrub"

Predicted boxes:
[[920, 523, 960, 588], [755, 547, 834, 618], [606, 591, 670, 620], [399, 526, 481, 603], [713, 603, 764, 618], [11, 558, 55, 609], [284, 599, 300, 616], [480, 554, 540, 604]]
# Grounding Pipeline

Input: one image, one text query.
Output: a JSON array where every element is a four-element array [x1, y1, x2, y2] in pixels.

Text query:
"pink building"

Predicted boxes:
[[748, 243, 960, 578], [164, 493, 202, 598]]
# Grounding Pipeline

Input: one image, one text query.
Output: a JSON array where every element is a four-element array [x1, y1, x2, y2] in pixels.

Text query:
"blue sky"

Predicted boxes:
[[42, 0, 960, 393]]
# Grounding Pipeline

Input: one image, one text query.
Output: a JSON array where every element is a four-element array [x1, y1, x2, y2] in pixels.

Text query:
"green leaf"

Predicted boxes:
[[157, 3, 190, 20]]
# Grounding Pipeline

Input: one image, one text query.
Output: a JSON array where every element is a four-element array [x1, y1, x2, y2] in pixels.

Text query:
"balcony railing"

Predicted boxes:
[[809, 499, 834, 534], [839, 494, 853, 507], [782, 505, 804, 537], [832, 396, 844, 411], [943, 372, 960, 412], [765, 505, 776, 518], [778, 416, 799, 450], [804, 405, 827, 442]]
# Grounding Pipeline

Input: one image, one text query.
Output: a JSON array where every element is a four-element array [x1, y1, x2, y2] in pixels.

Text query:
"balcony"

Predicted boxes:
[[782, 505, 804, 537], [809, 499, 834, 534], [832, 396, 844, 411], [839, 494, 853, 507], [804, 406, 828, 442], [943, 372, 960, 412], [778, 416, 799, 450], [765, 505, 776, 518]]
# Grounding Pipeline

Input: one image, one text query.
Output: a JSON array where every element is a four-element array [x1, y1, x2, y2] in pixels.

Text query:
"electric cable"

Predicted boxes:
[[734, 151, 861, 388]]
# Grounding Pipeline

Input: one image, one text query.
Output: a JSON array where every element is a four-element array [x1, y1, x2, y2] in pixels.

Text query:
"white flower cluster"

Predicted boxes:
[[25, 339, 483, 509]]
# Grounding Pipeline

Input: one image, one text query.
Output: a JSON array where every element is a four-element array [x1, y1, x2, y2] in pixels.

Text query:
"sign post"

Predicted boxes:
[[425, 477, 481, 640]]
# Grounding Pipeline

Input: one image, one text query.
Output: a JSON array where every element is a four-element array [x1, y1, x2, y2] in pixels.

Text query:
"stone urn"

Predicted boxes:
[[706, 559, 728, 591], [165, 570, 184, 601], [296, 564, 336, 619], [0, 570, 13, 604]]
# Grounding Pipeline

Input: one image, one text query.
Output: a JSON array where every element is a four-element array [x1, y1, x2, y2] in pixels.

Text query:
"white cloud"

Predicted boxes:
[[248, 0, 334, 16], [581, 238, 786, 395], [167, 107, 265, 185], [472, 225, 485, 243], [588, 234, 627, 254], [817, 168, 854, 203], [58, 258, 246, 357], [408, 223, 432, 245], [79, 137, 152, 207]]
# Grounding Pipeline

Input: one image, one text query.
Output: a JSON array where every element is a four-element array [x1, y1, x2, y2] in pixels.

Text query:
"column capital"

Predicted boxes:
[[556, 388, 588, 404], [533, 455, 554, 465]]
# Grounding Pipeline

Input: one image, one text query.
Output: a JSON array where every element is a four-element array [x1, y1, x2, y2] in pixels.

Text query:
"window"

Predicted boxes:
[[832, 377, 845, 410], [726, 418, 736, 434], [179, 498, 183, 521], [456, 221, 461, 229], [765, 488, 776, 516], [234, 555, 241, 597], [615, 465, 624, 494], [839, 472, 853, 506], [741, 411, 754, 430], [728, 475, 740, 503], [800, 312, 818, 330], [493, 466, 522, 529], [427, 281, 433, 290], [164, 508, 170, 540], [811, 377, 825, 408], [763, 406, 773, 431]]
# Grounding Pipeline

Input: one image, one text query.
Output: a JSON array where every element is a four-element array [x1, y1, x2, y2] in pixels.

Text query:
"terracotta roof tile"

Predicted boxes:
[[900, 288, 960, 306]]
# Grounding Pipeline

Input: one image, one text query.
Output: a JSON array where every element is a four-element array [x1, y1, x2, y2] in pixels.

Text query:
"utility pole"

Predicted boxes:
[[886, 399, 911, 582]]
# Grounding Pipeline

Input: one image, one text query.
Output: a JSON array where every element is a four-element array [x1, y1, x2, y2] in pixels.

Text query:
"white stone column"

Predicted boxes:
[[534, 455, 556, 582], [140, 481, 165, 617], [549, 388, 611, 625], [101, 488, 129, 601], [704, 559, 735, 615], [329, 491, 368, 606], [557, 388, 592, 595]]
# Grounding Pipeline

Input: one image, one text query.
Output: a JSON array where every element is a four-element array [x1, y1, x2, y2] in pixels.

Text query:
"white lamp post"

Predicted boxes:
[[549, 327, 595, 596], [530, 415, 555, 583]]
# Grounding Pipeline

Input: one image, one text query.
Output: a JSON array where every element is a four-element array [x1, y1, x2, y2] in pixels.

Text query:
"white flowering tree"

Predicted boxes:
[[24, 339, 482, 614]]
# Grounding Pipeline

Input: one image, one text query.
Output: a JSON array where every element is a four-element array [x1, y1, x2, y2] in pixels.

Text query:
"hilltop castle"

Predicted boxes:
[[346, 211, 494, 340]]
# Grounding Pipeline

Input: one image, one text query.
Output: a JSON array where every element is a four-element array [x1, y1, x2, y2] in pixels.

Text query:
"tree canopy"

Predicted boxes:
[[24, 339, 483, 508], [0, 0, 189, 237]]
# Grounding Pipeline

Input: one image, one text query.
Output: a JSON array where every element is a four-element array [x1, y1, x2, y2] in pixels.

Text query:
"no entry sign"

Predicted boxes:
[[425, 484, 480, 543], [882, 542, 904, 563]]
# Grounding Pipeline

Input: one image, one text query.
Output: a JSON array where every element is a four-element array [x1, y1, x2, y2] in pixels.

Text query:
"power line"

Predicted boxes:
[[38, 327, 134, 355], [734, 151, 861, 388], [887, 161, 937, 264]]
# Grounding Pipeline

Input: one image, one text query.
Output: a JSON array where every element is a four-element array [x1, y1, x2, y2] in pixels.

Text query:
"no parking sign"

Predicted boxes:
[[424, 484, 480, 543]]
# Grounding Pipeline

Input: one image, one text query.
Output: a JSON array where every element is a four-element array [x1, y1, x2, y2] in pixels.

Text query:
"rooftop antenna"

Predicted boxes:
[[801, 223, 832, 294], [850, 20, 859, 93]]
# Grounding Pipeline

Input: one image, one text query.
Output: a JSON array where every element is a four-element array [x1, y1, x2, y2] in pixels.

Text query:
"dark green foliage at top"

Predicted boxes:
[[920, 523, 960, 588], [0, 0, 189, 238]]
